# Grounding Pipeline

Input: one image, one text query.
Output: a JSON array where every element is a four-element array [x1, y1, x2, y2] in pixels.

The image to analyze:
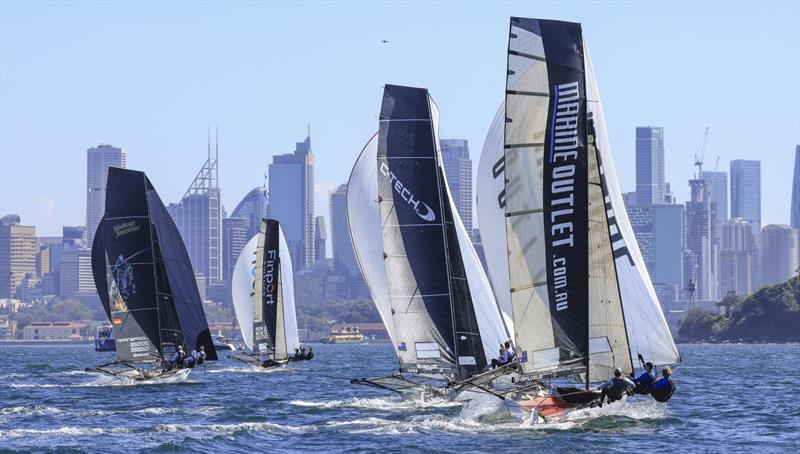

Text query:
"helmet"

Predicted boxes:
[[613, 367, 622, 376]]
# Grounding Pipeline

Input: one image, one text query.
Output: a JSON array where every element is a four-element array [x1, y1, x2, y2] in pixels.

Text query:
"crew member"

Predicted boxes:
[[292, 348, 302, 362], [631, 362, 656, 394], [598, 367, 635, 407], [649, 366, 676, 402], [491, 345, 511, 369], [196, 346, 207, 365], [304, 347, 314, 360], [184, 350, 197, 368], [166, 346, 185, 370]]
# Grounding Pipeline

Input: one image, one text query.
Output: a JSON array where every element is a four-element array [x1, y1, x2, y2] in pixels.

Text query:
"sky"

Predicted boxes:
[[1, 0, 799, 239]]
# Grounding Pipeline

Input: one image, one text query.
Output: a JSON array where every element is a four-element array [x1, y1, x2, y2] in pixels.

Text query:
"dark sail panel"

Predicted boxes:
[[99, 168, 161, 362], [538, 19, 590, 367], [91, 219, 111, 322], [378, 84, 458, 377], [147, 188, 218, 361], [260, 219, 281, 351]]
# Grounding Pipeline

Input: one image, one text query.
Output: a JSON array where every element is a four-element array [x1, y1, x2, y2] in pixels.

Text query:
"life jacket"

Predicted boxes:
[[607, 377, 631, 401], [650, 378, 676, 402]]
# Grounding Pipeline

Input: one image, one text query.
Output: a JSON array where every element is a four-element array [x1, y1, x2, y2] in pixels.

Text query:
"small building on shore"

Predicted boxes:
[[22, 322, 91, 341]]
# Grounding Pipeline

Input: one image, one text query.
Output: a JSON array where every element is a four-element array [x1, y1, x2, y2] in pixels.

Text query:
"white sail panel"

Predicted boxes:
[[476, 104, 514, 335], [232, 235, 258, 351], [278, 225, 300, 359], [584, 44, 680, 367], [587, 131, 633, 381], [346, 133, 398, 346]]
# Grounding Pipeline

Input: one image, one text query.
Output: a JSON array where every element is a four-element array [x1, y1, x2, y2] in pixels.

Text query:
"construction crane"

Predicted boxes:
[[694, 126, 710, 177]]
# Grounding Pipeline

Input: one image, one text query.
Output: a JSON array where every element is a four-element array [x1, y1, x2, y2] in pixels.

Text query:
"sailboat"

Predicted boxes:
[[88, 167, 218, 382], [231, 219, 300, 368], [477, 17, 681, 419], [348, 84, 511, 400]]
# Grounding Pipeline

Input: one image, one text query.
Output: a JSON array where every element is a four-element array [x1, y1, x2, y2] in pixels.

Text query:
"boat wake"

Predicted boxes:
[[289, 396, 462, 411], [207, 365, 290, 374], [518, 398, 669, 429]]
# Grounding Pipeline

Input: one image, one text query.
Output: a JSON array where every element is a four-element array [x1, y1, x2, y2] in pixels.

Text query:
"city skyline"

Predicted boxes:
[[1, 2, 799, 236]]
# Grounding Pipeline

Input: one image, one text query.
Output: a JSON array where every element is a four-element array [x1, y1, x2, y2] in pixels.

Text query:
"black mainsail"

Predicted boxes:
[[91, 167, 218, 364], [376, 84, 504, 380]]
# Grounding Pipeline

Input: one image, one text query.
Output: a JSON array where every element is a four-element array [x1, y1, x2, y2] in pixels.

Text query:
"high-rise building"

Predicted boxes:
[[86, 144, 126, 244], [440, 139, 473, 236], [62, 226, 86, 250], [58, 249, 93, 298], [635, 127, 666, 205], [230, 186, 269, 240], [686, 179, 717, 302], [268, 133, 315, 270], [173, 136, 222, 294], [791, 145, 800, 229], [719, 218, 755, 297], [629, 204, 684, 292], [0, 215, 36, 298], [222, 217, 250, 283], [314, 216, 327, 263], [730, 159, 761, 287], [35, 246, 49, 277], [760, 225, 800, 286], [330, 184, 358, 277], [700, 170, 728, 235]]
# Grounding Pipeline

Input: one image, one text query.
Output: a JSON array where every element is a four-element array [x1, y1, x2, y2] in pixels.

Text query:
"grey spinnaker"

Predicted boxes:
[[91, 167, 217, 364]]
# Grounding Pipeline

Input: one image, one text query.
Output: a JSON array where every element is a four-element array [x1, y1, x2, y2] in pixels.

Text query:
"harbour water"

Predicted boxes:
[[1, 343, 797, 453]]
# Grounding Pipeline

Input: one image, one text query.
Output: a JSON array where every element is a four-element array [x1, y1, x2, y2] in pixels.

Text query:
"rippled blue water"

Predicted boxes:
[[1, 343, 798, 453]]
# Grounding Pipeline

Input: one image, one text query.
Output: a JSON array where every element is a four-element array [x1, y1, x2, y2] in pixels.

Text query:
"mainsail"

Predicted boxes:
[[232, 219, 299, 361], [91, 167, 218, 363], [486, 17, 679, 381], [349, 84, 508, 381]]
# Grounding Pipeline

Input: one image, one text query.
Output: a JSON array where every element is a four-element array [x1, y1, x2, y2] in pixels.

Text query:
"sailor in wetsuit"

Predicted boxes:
[[291, 348, 302, 362], [184, 350, 197, 368], [599, 367, 635, 407], [303, 347, 314, 360], [650, 366, 676, 402], [491, 344, 511, 369], [165, 346, 185, 371], [631, 362, 656, 394], [196, 346, 207, 365]]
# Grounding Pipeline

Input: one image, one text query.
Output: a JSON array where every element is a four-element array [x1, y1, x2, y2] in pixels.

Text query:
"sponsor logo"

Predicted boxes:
[[112, 220, 140, 238], [263, 249, 278, 305], [379, 162, 436, 222], [548, 81, 581, 312]]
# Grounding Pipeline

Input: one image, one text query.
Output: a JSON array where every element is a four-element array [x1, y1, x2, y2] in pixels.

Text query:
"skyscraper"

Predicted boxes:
[[0, 215, 36, 298], [230, 186, 269, 240], [686, 178, 717, 302], [86, 144, 126, 244], [791, 145, 800, 229], [719, 218, 755, 297], [635, 127, 666, 205], [268, 133, 315, 269], [314, 216, 327, 263], [173, 135, 222, 293], [700, 170, 728, 235], [329, 183, 358, 277], [222, 216, 249, 283], [440, 139, 473, 236], [628, 204, 684, 290], [730, 159, 761, 287], [760, 225, 800, 286]]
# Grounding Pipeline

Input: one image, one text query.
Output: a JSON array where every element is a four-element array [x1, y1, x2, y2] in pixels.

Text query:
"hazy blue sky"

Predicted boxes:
[[1, 1, 798, 237]]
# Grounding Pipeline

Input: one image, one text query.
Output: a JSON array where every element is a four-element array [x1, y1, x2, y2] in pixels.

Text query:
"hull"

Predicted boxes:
[[507, 385, 601, 421], [87, 362, 192, 383]]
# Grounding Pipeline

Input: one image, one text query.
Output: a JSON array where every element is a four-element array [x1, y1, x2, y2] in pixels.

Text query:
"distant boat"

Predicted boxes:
[[347, 84, 511, 400], [477, 17, 681, 420], [326, 326, 368, 344], [94, 325, 115, 352], [212, 335, 236, 351], [231, 219, 301, 368], [87, 167, 218, 382]]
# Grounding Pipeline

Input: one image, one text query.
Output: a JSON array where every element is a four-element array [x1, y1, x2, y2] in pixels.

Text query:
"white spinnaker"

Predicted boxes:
[[346, 133, 398, 347], [584, 44, 680, 367], [278, 225, 300, 358], [232, 235, 258, 351], [477, 104, 514, 336], [436, 108, 511, 364]]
